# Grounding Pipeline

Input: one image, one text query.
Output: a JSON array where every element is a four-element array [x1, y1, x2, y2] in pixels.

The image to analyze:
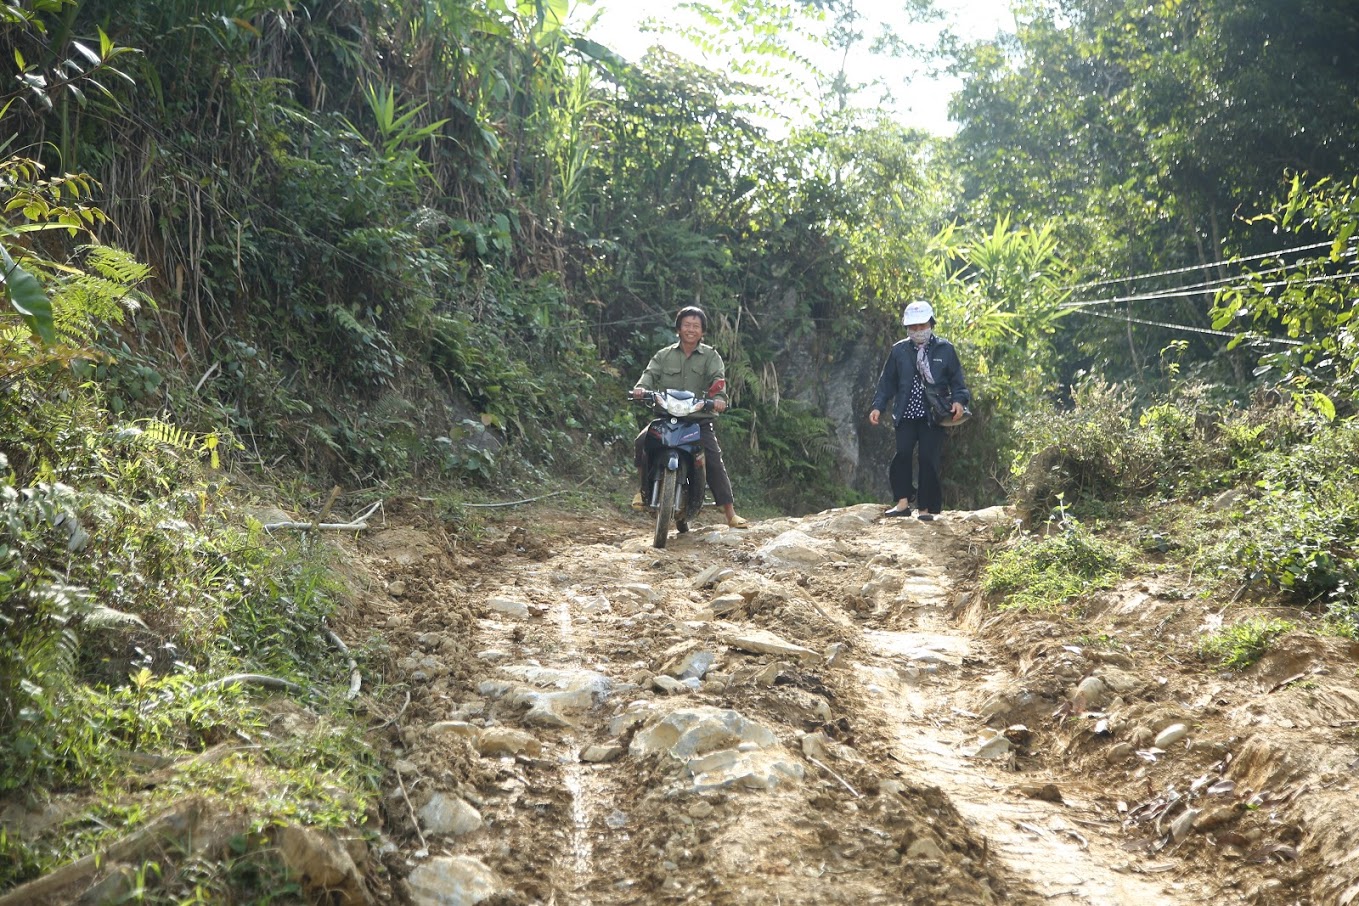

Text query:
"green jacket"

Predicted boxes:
[[634, 342, 729, 414]]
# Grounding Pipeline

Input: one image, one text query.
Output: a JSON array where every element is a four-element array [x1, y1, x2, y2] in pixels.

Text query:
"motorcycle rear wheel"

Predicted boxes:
[[653, 468, 678, 549]]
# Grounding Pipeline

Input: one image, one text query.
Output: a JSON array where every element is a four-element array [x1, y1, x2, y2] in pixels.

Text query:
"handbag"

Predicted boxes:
[[922, 382, 953, 426], [924, 382, 972, 427]]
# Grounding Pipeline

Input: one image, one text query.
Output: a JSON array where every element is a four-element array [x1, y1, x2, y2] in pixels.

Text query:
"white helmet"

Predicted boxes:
[[901, 300, 934, 326]]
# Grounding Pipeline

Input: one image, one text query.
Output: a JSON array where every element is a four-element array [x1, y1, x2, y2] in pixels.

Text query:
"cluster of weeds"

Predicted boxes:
[[983, 512, 1131, 613], [1010, 381, 1359, 636], [1072, 632, 1129, 652], [1198, 617, 1297, 670], [1010, 380, 1308, 523]]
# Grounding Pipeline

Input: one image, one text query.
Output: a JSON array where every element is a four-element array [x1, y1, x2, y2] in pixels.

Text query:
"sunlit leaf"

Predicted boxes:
[[0, 245, 57, 345]]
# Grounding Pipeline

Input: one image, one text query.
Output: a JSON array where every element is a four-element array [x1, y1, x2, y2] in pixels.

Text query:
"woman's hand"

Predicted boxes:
[[950, 402, 964, 418], [868, 409, 881, 426]]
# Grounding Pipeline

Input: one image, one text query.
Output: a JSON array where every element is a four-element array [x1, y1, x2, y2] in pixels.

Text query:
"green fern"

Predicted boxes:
[[309, 423, 343, 454], [138, 419, 223, 469], [3, 160, 150, 367], [327, 304, 370, 338], [366, 393, 417, 424], [54, 246, 152, 344]]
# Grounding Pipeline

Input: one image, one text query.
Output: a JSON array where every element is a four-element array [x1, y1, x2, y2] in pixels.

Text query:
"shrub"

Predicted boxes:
[[982, 516, 1130, 613], [1227, 422, 1359, 613], [1010, 379, 1157, 521], [1198, 617, 1296, 670]]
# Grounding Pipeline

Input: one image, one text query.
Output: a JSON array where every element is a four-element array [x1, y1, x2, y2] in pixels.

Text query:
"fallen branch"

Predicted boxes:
[[194, 673, 304, 696], [1269, 671, 1314, 694], [263, 499, 383, 531], [0, 800, 205, 906], [397, 770, 428, 854], [808, 756, 861, 799], [462, 490, 569, 509], [375, 691, 412, 730], [312, 485, 341, 532], [1226, 580, 1251, 606], [193, 361, 220, 396], [325, 625, 362, 701]]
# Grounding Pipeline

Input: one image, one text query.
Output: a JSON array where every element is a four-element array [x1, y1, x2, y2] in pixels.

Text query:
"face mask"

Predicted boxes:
[[907, 327, 932, 345]]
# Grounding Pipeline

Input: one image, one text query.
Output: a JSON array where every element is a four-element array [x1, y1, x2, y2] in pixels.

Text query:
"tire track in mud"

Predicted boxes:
[[853, 597, 1191, 904], [359, 504, 1220, 905]]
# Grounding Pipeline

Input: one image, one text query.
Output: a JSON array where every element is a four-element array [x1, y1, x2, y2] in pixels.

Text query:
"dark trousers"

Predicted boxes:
[[890, 417, 946, 513], [634, 421, 735, 506]]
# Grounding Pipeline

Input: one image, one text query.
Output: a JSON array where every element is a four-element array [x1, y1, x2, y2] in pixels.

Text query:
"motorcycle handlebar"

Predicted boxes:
[[629, 391, 719, 413]]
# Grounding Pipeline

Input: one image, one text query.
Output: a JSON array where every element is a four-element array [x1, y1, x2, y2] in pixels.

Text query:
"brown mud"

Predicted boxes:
[[341, 500, 1359, 905]]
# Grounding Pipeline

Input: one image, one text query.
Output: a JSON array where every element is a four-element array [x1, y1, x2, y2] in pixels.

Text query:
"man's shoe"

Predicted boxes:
[[917, 512, 937, 521], [676, 519, 689, 534], [631, 492, 646, 511], [727, 515, 750, 529]]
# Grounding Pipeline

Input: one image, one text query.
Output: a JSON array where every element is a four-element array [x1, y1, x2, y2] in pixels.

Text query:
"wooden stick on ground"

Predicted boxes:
[[324, 625, 362, 700], [263, 499, 383, 532], [808, 756, 862, 799], [397, 771, 428, 854], [311, 485, 341, 532], [0, 800, 205, 906], [462, 490, 569, 509], [194, 673, 305, 695]]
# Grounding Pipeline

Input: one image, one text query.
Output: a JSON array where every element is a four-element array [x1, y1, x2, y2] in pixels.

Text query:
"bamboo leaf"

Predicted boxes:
[[70, 40, 100, 67]]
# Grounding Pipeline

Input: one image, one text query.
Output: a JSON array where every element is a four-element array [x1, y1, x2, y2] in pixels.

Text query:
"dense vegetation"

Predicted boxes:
[[2, 0, 1357, 899]]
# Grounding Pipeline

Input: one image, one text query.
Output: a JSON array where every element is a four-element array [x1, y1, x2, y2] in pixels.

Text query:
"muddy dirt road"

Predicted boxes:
[[346, 502, 1359, 905]]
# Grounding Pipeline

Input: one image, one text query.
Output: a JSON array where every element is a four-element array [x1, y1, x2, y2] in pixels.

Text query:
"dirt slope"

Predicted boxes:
[[344, 501, 1359, 906]]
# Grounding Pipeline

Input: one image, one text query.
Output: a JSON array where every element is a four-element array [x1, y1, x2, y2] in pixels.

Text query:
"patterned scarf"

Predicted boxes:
[[915, 340, 935, 385]]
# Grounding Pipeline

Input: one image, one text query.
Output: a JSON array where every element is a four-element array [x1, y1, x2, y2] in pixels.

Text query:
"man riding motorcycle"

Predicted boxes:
[[629, 306, 748, 529]]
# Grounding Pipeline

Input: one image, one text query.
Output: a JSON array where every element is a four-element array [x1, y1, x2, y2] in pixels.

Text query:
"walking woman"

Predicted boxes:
[[867, 300, 971, 521]]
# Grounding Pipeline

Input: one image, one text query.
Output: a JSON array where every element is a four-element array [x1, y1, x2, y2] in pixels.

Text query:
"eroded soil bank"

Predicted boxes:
[[338, 501, 1359, 906]]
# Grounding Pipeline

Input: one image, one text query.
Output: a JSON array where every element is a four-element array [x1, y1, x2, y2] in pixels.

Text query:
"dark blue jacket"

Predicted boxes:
[[871, 335, 971, 425]]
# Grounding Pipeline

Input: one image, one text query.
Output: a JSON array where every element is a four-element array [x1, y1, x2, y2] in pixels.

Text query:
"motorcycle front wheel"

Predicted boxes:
[[653, 468, 678, 549]]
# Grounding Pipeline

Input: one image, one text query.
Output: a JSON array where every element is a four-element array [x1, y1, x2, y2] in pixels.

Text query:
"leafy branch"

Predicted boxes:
[[3, 26, 140, 116]]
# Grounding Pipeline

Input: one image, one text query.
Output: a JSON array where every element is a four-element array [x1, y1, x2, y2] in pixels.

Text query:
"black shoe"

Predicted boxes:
[[884, 507, 913, 518], [917, 512, 936, 521], [676, 519, 689, 534]]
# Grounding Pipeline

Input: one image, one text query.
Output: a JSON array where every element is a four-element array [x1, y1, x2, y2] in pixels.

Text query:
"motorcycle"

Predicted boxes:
[[633, 381, 722, 548]]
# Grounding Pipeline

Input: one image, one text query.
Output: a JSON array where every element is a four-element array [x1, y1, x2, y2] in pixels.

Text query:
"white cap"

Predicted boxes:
[[902, 300, 934, 326]]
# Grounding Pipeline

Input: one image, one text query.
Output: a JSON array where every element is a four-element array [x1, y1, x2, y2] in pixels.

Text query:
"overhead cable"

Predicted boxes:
[[1062, 259, 1302, 307], [1058, 240, 1337, 292], [1062, 268, 1359, 309], [1070, 308, 1305, 347]]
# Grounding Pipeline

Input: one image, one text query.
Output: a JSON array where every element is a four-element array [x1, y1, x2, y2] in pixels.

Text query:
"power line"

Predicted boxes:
[[1062, 267, 1359, 309], [1058, 240, 1337, 292], [1067, 250, 1356, 306], [1070, 308, 1305, 346]]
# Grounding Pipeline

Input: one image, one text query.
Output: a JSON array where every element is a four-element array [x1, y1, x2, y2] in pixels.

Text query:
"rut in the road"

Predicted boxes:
[[356, 504, 1215, 905]]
